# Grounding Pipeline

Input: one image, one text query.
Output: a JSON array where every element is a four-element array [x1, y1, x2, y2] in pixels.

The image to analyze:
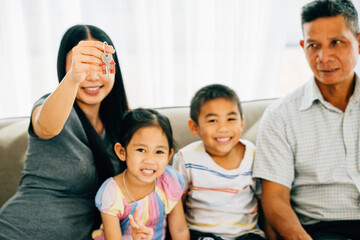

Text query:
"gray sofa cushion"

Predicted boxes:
[[0, 99, 274, 207]]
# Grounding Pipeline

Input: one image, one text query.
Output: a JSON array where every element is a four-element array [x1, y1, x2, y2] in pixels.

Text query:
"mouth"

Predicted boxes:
[[141, 169, 156, 176], [215, 137, 231, 143], [81, 86, 103, 95], [82, 86, 103, 91], [320, 68, 339, 73]]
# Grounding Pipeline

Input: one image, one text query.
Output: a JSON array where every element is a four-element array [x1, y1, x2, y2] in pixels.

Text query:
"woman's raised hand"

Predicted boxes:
[[66, 40, 115, 84]]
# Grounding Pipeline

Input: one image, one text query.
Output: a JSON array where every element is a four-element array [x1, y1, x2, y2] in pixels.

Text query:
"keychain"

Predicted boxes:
[[102, 41, 115, 77]]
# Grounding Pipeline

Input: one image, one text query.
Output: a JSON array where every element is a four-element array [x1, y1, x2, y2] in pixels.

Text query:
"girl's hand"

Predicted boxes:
[[129, 208, 153, 240], [66, 40, 115, 85]]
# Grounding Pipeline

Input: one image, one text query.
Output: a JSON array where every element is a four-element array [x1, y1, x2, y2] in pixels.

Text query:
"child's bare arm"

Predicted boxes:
[[101, 212, 123, 240], [168, 200, 190, 240]]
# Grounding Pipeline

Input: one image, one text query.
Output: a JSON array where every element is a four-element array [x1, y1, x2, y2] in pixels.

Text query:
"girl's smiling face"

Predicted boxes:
[[115, 126, 173, 187]]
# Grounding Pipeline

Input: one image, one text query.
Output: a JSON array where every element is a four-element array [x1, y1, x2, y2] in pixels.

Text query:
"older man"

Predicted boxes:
[[253, 0, 360, 239]]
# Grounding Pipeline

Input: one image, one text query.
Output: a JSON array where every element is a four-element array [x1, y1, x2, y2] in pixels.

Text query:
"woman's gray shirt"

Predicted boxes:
[[0, 94, 121, 239]]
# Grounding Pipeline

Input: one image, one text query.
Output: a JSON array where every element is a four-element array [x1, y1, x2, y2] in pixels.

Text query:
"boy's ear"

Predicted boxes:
[[114, 143, 126, 162], [188, 119, 199, 135]]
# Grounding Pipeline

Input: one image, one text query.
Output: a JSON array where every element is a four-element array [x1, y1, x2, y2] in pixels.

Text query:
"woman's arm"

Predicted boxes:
[[32, 41, 114, 139], [168, 200, 190, 240], [101, 212, 123, 240]]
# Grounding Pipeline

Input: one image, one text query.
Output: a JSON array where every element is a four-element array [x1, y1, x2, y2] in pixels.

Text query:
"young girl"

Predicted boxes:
[[92, 108, 190, 240]]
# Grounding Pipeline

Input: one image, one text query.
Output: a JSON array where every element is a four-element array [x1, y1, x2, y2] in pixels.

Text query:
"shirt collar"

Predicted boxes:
[[300, 74, 360, 111], [300, 77, 323, 111]]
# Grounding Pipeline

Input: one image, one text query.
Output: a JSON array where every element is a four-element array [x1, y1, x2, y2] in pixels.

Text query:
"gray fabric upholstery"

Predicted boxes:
[[0, 99, 274, 207]]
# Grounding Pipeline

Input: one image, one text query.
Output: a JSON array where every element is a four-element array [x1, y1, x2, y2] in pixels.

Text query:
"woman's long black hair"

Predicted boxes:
[[57, 25, 129, 230], [57, 24, 128, 187]]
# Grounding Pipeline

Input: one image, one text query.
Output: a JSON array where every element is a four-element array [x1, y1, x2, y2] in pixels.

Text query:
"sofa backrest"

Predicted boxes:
[[0, 99, 274, 207]]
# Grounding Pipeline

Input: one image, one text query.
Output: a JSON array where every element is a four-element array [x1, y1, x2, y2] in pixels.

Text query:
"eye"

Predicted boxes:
[[307, 43, 317, 49], [136, 148, 145, 153], [228, 117, 237, 121], [331, 40, 341, 45], [156, 150, 165, 154], [208, 119, 217, 123]]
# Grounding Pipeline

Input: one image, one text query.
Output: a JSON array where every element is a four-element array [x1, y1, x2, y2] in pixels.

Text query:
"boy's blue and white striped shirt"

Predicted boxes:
[[173, 139, 264, 238]]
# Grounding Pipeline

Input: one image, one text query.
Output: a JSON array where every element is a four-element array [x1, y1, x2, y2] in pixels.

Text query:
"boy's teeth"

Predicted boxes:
[[141, 169, 155, 174], [217, 137, 230, 142]]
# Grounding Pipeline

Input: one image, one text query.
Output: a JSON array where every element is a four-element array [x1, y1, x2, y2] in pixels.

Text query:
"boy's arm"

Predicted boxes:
[[261, 180, 312, 240], [168, 201, 190, 240], [101, 212, 123, 240]]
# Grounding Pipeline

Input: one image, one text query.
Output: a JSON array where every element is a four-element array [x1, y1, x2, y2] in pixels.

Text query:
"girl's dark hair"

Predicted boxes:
[[57, 24, 129, 185], [190, 84, 243, 125], [119, 108, 174, 152]]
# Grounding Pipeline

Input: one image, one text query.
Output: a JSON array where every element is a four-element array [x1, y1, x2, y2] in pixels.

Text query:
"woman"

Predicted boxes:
[[0, 25, 129, 239]]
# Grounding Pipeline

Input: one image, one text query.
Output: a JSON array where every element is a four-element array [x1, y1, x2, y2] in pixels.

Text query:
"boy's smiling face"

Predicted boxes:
[[189, 97, 243, 158]]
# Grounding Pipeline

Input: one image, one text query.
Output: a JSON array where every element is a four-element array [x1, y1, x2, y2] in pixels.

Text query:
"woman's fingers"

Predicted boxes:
[[76, 54, 103, 67], [77, 40, 115, 54], [70, 55, 102, 73]]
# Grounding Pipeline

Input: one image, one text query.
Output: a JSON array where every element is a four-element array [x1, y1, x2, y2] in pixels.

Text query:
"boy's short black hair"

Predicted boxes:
[[301, 0, 359, 36], [190, 84, 242, 125]]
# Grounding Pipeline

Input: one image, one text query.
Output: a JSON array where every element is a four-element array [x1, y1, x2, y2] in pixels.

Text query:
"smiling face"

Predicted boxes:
[[189, 98, 243, 158], [65, 39, 115, 110], [115, 126, 173, 186], [300, 15, 360, 87]]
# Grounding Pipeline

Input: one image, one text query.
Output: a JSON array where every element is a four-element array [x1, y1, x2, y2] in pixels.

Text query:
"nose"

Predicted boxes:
[[316, 47, 334, 64], [217, 121, 229, 132], [86, 71, 100, 81], [142, 153, 154, 164]]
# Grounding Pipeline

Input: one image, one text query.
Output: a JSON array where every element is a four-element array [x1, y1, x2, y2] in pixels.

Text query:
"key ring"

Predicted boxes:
[[103, 41, 108, 55]]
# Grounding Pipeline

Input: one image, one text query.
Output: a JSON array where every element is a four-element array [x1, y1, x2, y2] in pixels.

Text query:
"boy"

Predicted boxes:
[[172, 84, 265, 240]]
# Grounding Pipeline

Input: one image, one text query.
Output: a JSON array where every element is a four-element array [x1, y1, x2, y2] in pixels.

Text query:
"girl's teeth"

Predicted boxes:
[[141, 169, 155, 174]]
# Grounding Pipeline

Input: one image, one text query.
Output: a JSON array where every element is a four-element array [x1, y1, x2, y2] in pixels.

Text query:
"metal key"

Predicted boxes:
[[102, 42, 113, 77], [102, 53, 113, 77]]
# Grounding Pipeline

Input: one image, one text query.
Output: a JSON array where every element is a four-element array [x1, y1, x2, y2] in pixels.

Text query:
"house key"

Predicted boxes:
[[102, 41, 114, 77]]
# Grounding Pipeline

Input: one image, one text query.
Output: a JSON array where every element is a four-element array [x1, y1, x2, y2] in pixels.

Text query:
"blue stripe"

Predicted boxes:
[[153, 194, 166, 239], [185, 163, 252, 178], [120, 202, 138, 234], [188, 195, 228, 207], [94, 178, 112, 210]]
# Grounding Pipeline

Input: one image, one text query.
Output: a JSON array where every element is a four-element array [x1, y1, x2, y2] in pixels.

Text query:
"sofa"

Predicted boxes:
[[0, 99, 274, 207]]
